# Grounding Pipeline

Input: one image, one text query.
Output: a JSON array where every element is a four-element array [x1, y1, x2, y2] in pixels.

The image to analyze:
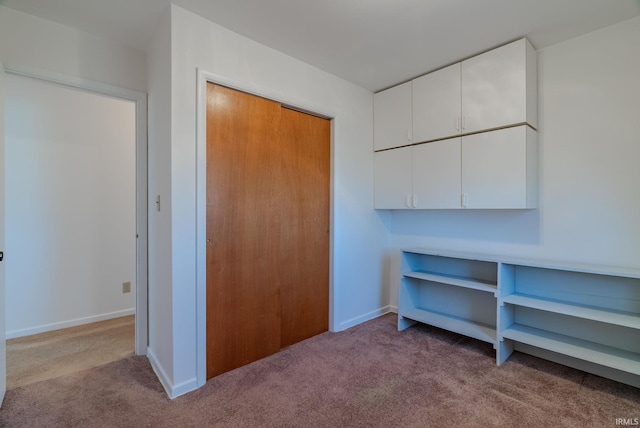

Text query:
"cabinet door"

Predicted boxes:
[[461, 39, 528, 134], [374, 82, 412, 151], [462, 126, 536, 209], [374, 147, 413, 209], [413, 63, 461, 143], [413, 138, 461, 209]]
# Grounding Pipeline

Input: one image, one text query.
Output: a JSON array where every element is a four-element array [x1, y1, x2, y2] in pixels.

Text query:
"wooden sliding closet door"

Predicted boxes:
[[206, 84, 283, 378], [279, 108, 330, 348], [206, 83, 330, 379]]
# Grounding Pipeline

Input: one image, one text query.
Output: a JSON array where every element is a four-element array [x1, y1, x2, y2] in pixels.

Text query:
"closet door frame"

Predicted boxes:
[[195, 69, 335, 387]]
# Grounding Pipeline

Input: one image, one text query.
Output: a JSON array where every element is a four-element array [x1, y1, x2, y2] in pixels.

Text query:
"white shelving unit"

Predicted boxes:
[[398, 248, 640, 388], [498, 262, 640, 387], [398, 251, 498, 347]]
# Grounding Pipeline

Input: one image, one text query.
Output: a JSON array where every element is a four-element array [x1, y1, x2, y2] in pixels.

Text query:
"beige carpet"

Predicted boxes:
[[1, 314, 638, 427], [6, 315, 135, 389]]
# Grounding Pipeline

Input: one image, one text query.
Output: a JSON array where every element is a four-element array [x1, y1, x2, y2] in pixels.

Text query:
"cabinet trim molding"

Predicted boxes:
[[374, 122, 535, 153]]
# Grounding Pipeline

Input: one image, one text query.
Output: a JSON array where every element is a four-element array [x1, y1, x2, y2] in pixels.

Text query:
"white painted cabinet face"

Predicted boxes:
[[413, 138, 461, 209], [373, 81, 412, 151], [374, 147, 413, 209], [374, 39, 538, 210], [412, 63, 461, 143], [374, 139, 462, 209], [412, 39, 537, 142], [461, 39, 535, 133], [374, 126, 536, 209], [461, 126, 537, 209]]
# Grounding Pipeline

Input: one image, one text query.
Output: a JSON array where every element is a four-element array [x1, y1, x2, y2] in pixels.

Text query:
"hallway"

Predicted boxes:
[[6, 316, 134, 389]]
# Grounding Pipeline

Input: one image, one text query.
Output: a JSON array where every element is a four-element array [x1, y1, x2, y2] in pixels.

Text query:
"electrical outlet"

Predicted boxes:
[[122, 282, 131, 293]]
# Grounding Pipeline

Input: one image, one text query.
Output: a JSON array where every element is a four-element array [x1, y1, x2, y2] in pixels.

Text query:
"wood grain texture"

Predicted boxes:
[[278, 107, 330, 348], [206, 84, 330, 378], [206, 84, 283, 378]]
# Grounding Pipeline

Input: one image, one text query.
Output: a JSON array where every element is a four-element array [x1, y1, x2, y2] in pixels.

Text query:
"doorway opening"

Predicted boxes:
[[3, 69, 147, 389]]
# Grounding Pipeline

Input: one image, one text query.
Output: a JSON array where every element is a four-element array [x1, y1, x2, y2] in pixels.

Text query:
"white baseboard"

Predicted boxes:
[[6, 308, 135, 339], [171, 376, 199, 399], [147, 347, 199, 399], [336, 305, 394, 331], [147, 347, 172, 398]]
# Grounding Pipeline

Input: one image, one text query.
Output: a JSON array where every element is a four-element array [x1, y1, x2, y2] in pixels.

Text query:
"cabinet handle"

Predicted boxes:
[[407, 128, 411, 142], [405, 195, 412, 208], [412, 195, 418, 208], [456, 117, 461, 131], [462, 116, 466, 130], [462, 193, 468, 208]]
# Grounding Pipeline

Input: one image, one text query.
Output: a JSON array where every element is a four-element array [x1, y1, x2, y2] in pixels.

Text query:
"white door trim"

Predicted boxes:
[[4, 65, 149, 356], [1, 60, 7, 406]]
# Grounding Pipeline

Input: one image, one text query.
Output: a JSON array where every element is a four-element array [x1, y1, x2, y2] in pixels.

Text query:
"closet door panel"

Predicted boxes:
[[279, 108, 330, 348], [206, 84, 283, 378]]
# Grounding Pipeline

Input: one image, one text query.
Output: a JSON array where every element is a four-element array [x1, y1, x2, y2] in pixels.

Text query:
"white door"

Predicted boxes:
[[0, 61, 7, 405]]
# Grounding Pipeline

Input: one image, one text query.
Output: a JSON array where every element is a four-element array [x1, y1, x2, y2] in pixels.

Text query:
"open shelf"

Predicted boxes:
[[501, 324, 640, 376], [502, 293, 640, 330], [400, 307, 496, 345], [398, 248, 640, 387], [404, 270, 497, 293]]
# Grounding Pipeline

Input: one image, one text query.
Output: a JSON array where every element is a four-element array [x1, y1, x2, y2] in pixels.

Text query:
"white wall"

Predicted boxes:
[[0, 5, 146, 93], [144, 4, 390, 398], [146, 6, 175, 386], [388, 16, 640, 306], [4, 74, 136, 337]]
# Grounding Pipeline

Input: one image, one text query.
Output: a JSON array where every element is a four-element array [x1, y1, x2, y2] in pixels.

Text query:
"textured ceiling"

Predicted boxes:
[[1, 0, 639, 91]]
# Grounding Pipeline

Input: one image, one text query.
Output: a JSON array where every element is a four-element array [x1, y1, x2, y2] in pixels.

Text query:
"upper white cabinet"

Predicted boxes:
[[374, 38, 538, 210], [411, 38, 537, 144], [461, 38, 537, 134], [374, 81, 412, 151], [412, 63, 461, 143]]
